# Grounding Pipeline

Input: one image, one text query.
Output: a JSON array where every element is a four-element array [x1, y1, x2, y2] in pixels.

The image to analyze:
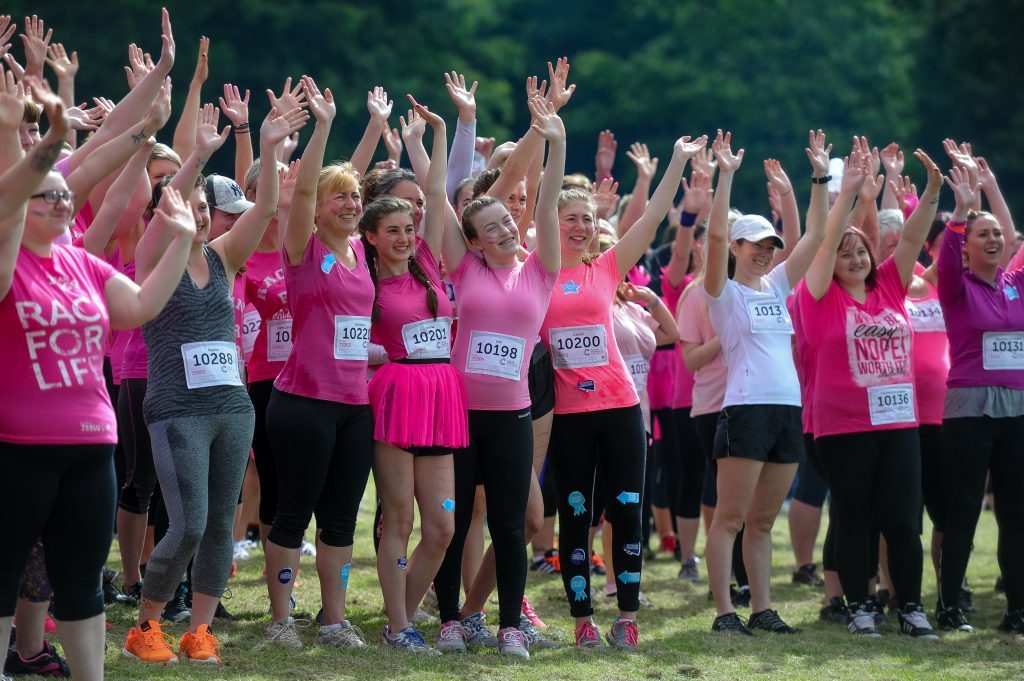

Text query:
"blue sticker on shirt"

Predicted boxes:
[[577, 379, 596, 392], [570, 575, 588, 601], [616, 491, 640, 505], [1005, 284, 1020, 301], [561, 279, 581, 295], [321, 253, 336, 274], [623, 542, 641, 557], [568, 491, 587, 516], [340, 563, 350, 590], [617, 571, 641, 584], [570, 548, 587, 565], [277, 568, 293, 584]]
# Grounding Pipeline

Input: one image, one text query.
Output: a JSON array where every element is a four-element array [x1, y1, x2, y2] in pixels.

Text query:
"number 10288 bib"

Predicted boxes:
[[181, 341, 242, 390]]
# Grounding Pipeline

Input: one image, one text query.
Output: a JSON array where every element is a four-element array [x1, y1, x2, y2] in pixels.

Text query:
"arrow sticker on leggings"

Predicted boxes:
[[617, 571, 641, 584], [616, 491, 640, 505]]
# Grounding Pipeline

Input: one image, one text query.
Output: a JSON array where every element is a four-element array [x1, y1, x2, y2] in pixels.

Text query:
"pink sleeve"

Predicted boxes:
[[1009, 243, 1024, 273]]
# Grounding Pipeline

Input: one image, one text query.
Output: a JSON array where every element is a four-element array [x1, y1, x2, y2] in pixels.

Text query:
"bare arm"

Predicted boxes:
[[444, 71, 477, 201], [765, 159, 800, 265], [219, 83, 253, 188], [704, 130, 742, 299], [45, 42, 77, 147], [528, 97, 565, 273], [81, 140, 153, 256], [664, 171, 711, 287], [879, 142, 904, 210], [400, 106, 429, 186], [350, 86, 392, 178], [617, 142, 657, 236], [408, 96, 448, 260], [627, 285, 678, 345], [172, 36, 208, 160], [893, 150, 942, 285], [975, 156, 1018, 268]]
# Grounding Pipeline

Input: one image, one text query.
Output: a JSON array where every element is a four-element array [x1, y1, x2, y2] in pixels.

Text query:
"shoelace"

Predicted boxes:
[[139, 626, 176, 651], [753, 610, 789, 631], [521, 597, 539, 619], [500, 629, 527, 647], [438, 621, 463, 642], [903, 609, 931, 629], [255, 618, 310, 650], [613, 621, 638, 647], [850, 611, 876, 632], [575, 621, 600, 644], [396, 627, 429, 648], [716, 613, 749, 633], [185, 629, 221, 658]]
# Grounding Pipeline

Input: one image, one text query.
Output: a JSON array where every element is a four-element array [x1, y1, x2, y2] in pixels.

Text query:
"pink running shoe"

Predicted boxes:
[[521, 596, 546, 629]]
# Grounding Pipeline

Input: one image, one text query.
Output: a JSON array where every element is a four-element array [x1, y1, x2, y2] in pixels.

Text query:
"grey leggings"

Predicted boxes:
[[142, 412, 254, 602]]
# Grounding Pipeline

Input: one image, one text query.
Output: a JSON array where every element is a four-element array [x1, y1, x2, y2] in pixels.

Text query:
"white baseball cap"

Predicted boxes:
[[729, 214, 785, 249]]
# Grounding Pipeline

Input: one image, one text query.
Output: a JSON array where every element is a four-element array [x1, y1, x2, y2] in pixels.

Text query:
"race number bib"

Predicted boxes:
[[181, 341, 243, 390], [904, 299, 946, 333], [983, 332, 1024, 370], [240, 309, 261, 359], [746, 296, 793, 334], [549, 325, 609, 369], [401, 317, 452, 359], [867, 383, 915, 426], [623, 353, 649, 392], [267, 318, 294, 362], [465, 330, 526, 380], [333, 315, 371, 361]]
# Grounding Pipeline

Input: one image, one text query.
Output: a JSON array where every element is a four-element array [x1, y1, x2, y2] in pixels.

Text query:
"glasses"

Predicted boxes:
[[29, 189, 76, 205]]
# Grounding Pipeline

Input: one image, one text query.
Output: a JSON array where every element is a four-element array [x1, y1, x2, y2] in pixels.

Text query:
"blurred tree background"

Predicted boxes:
[[8, 0, 1021, 225]]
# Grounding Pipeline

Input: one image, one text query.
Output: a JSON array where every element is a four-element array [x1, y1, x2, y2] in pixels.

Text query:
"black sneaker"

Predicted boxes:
[[749, 608, 800, 633], [898, 603, 938, 640], [847, 602, 881, 638], [867, 594, 888, 624], [792, 563, 824, 587], [103, 568, 137, 606], [936, 605, 973, 632], [959, 585, 975, 613], [123, 579, 144, 605], [4, 639, 70, 677], [162, 580, 191, 623], [820, 597, 850, 624], [711, 612, 753, 636], [998, 609, 1024, 634], [214, 601, 236, 621], [730, 584, 751, 608]]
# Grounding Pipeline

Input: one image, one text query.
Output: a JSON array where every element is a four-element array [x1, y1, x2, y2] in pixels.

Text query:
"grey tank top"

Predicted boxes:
[[142, 246, 253, 424]]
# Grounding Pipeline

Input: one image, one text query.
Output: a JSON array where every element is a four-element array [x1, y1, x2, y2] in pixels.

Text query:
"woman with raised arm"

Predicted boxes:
[[936, 167, 1024, 636], [260, 75, 376, 651], [701, 130, 830, 636], [797, 147, 943, 639], [121, 100, 306, 665], [540, 132, 704, 651]]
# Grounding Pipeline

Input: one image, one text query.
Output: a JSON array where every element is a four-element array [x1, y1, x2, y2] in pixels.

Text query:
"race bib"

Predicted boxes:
[[333, 315, 371, 361], [983, 332, 1024, 370], [465, 330, 526, 380], [401, 317, 452, 359], [867, 383, 915, 426], [746, 295, 793, 334], [549, 325, 609, 369], [240, 308, 261, 359], [904, 299, 945, 333], [267, 318, 294, 362], [623, 353, 649, 392], [181, 341, 242, 390]]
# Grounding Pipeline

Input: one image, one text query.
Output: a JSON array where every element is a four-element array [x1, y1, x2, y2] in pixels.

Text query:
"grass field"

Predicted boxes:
[[93, 497, 1023, 681]]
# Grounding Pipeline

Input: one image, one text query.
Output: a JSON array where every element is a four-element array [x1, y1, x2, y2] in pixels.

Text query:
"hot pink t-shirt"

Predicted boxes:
[[677, 284, 727, 417], [118, 257, 148, 381], [905, 265, 948, 426], [789, 287, 817, 435], [797, 258, 917, 438], [449, 251, 556, 410], [613, 300, 659, 431], [540, 250, 639, 414], [273, 235, 376, 404], [370, 239, 454, 362], [0, 245, 119, 444], [231, 274, 246, 355], [243, 250, 288, 383]]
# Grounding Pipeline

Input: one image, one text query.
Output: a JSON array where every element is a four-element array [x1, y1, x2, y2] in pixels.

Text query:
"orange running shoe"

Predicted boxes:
[[178, 624, 222, 663], [122, 620, 178, 664]]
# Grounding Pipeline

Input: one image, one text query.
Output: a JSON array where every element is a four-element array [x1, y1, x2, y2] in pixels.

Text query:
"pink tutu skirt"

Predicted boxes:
[[368, 362, 469, 449], [647, 346, 677, 411]]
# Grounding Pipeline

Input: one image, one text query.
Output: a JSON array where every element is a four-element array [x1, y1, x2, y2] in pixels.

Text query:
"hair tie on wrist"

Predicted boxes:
[[680, 211, 698, 228], [947, 219, 967, 234], [811, 175, 831, 185]]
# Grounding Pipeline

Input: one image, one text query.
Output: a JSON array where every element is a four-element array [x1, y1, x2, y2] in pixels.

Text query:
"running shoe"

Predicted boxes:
[[382, 625, 439, 654], [846, 603, 881, 638], [124, 580, 144, 605], [791, 563, 825, 587], [4, 639, 70, 677], [678, 559, 700, 582], [819, 596, 851, 625], [867, 594, 888, 624], [898, 603, 938, 640], [637, 590, 651, 607], [605, 618, 639, 652], [232, 540, 251, 561], [461, 611, 499, 648], [530, 550, 560, 574], [411, 607, 438, 624], [748, 609, 800, 634], [521, 595, 546, 628], [731, 585, 751, 608], [314, 620, 367, 648], [122, 620, 179, 664], [262, 617, 306, 649], [711, 612, 753, 636], [998, 609, 1024, 634], [518, 614, 559, 649], [161, 581, 191, 623], [434, 620, 467, 653], [300, 539, 317, 557], [959, 584, 975, 613], [214, 601, 236, 622], [574, 620, 606, 648], [936, 605, 973, 632], [590, 552, 607, 576], [178, 624, 221, 663], [103, 568, 136, 606], [497, 627, 530, 658]]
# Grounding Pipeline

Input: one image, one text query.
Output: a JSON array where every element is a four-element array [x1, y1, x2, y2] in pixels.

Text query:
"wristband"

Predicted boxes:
[[811, 175, 831, 184], [947, 219, 967, 234], [234, 123, 250, 133], [680, 211, 698, 228]]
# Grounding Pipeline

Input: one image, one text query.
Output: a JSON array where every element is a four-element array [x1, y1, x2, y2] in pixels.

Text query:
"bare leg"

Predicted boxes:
[[706, 457, 762, 615], [188, 592, 218, 632], [317, 540, 353, 626], [264, 540, 300, 623], [117, 509, 148, 587], [404, 455, 455, 620], [374, 443, 416, 632], [55, 614, 105, 681], [677, 516, 700, 563], [13, 598, 47, 658], [788, 499, 822, 568], [743, 462, 798, 613]]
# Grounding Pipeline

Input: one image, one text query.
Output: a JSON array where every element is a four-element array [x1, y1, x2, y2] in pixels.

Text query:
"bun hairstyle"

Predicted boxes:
[[472, 168, 501, 198], [965, 209, 996, 234], [358, 197, 438, 322], [360, 167, 417, 205], [460, 195, 501, 240]]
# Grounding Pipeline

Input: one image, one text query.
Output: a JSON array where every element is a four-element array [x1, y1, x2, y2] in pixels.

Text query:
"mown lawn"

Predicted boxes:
[[95, 495, 1022, 681]]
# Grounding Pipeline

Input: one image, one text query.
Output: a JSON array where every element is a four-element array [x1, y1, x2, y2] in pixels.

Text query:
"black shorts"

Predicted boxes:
[[713, 404, 805, 464], [406, 445, 453, 457], [528, 343, 555, 419]]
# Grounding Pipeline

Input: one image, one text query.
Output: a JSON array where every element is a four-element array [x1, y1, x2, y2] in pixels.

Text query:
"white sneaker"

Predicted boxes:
[[497, 627, 530, 658], [300, 540, 317, 557], [848, 604, 881, 638], [435, 620, 467, 653], [411, 606, 438, 624], [232, 540, 251, 561], [314, 620, 366, 648], [262, 617, 308, 649]]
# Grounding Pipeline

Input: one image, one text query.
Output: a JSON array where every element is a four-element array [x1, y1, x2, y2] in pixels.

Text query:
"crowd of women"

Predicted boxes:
[[0, 9, 1021, 679]]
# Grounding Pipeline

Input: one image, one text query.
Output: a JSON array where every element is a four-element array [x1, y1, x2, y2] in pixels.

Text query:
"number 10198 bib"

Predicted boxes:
[[549, 325, 608, 369], [465, 330, 526, 380], [401, 317, 452, 359], [181, 341, 242, 390]]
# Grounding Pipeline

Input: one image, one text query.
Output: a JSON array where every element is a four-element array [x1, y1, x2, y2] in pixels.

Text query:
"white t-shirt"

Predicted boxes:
[[704, 265, 801, 408]]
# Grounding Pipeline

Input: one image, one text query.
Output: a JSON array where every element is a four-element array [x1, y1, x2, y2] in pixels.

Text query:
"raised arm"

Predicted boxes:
[[0, 80, 68, 219], [351, 86, 392, 178], [943, 138, 982, 212], [407, 95, 447, 260], [617, 142, 658, 236], [400, 105, 429, 186], [764, 159, 800, 265], [627, 284, 678, 344], [802, 129, 830, 262], [613, 134, 706, 278], [595, 129, 617, 183], [528, 96, 565, 273], [665, 171, 711, 287], [893, 150, 942, 285], [704, 130, 743, 298], [937, 167, 979, 302], [172, 36, 209, 160], [219, 83, 253, 188], [974, 156, 1018, 268], [444, 71, 477, 201], [44, 42, 77, 147], [81, 138, 154, 256], [879, 142, 904, 210]]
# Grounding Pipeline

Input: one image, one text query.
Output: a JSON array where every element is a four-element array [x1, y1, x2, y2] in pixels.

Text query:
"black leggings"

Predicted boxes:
[[548, 405, 646, 616], [0, 443, 115, 621], [435, 408, 533, 629], [816, 428, 923, 607], [117, 378, 157, 515], [265, 389, 374, 549], [248, 379, 278, 526], [941, 416, 1024, 612], [919, 424, 945, 533]]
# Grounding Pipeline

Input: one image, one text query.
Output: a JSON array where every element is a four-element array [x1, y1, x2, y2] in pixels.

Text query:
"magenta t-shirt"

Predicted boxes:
[[0, 245, 119, 444], [797, 258, 917, 438], [244, 250, 288, 384], [449, 251, 556, 410], [789, 287, 817, 435], [274, 235, 376, 404], [118, 257, 148, 381], [905, 264, 949, 425]]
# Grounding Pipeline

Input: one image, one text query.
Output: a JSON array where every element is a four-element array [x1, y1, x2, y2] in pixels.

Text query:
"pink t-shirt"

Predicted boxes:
[[244, 250, 288, 384], [273, 235, 376, 404], [105, 249, 129, 386], [612, 300, 659, 431], [540, 250, 639, 415], [231, 274, 246, 355], [677, 284, 727, 416], [797, 258, 917, 438], [449, 251, 556, 410], [905, 265, 948, 426], [370, 239, 454, 362], [118, 257, 148, 380], [659, 273, 693, 410], [0, 245, 119, 444], [789, 288, 816, 435]]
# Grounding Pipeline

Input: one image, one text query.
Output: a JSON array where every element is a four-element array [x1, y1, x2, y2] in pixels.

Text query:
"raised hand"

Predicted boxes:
[[889, 175, 917, 213], [840, 148, 870, 195], [261, 104, 310, 147], [880, 142, 904, 176], [0, 66, 26, 130], [595, 129, 616, 178], [268, 76, 307, 114], [23, 75, 68, 139], [944, 165, 979, 215], [527, 96, 564, 143], [591, 177, 620, 220], [914, 149, 942, 195], [147, 77, 173, 129], [546, 57, 576, 111], [444, 71, 476, 123], [942, 138, 978, 176], [680, 171, 712, 215], [525, 75, 548, 103], [45, 42, 77, 81], [407, 94, 444, 131], [219, 83, 250, 127], [277, 159, 301, 208], [20, 14, 52, 76], [91, 96, 115, 117], [383, 125, 402, 161], [0, 16, 15, 61], [278, 132, 300, 163], [399, 105, 426, 141], [711, 130, 744, 173], [975, 156, 997, 191], [367, 85, 393, 122], [154, 186, 197, 240], [191, 36, 209, 85], [675, 134, 708, 160], [155, 7, 176, 74], [475, 136, 495, 162], [805, 129, 832, 177], [195, 102, 230, 155], [858, 171, 885, 203], [64, 105, 100, 131], [764, 159, 793, 197], [691, 146, 718, 179], [626, 142, 658, 183], [300, 75, 335, 124], [124, 43, 154, 89]]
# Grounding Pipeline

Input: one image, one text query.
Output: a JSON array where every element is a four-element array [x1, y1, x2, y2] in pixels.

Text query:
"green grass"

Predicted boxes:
[[95, 500, 1022, 681]]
